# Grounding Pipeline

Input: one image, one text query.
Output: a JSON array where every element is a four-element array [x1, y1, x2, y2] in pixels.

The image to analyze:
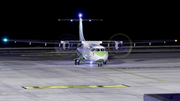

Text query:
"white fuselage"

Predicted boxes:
[[75, 15, 108, 65], [77, 41, 108, 63]]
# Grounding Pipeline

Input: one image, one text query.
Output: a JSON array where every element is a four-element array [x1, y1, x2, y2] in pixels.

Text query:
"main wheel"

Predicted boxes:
[[77, 60, 80, 65], [103, 61, 107, 65], [100, 63, 103, 67], [75, 60, 77, 65], [98, 63, 103, 67], [75, 59, 79, 65]]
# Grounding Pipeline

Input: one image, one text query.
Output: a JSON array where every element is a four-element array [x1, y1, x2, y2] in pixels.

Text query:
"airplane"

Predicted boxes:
[[56, 14, 117, 67], [2, 13, 177, 67]]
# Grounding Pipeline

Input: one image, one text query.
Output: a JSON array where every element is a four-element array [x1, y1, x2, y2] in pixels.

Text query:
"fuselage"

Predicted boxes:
[[75, 15, 108, 65], [77, 42, 108, 63]]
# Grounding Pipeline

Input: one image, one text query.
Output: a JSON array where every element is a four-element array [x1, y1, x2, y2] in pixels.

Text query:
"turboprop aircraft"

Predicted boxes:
[[3, 13, 177, 67], [57, 14, 122, 67]]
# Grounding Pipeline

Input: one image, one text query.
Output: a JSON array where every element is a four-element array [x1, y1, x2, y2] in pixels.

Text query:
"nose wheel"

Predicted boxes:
[[98, 61, 107, 67], [98, 62, 103, 67]]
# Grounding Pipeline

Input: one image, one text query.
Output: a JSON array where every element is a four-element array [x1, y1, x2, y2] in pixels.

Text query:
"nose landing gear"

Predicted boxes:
[[98, 61, 107, 67], [98, 62, 103, 67]]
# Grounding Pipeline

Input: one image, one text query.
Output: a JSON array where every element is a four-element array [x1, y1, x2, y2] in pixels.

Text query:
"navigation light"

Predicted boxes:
[[175, 39, 178, 42], [3, 38, 8, 42], [79, 14, 82, 17]]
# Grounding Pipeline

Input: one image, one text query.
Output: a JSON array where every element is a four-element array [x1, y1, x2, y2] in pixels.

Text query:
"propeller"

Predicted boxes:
[[55, 33, 77, 53], [108, 33, 132, 58]]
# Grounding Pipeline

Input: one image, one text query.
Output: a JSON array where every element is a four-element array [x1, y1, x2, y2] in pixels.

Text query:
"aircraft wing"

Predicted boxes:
[[101, 39, 177, 52], [4, 39, 81, 46], [3, 38, 177, 53], [102, 39, 177, 45], [4, 38, 177, 47]]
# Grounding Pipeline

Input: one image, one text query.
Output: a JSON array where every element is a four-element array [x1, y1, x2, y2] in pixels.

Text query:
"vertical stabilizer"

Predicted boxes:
[[57, 14, 103, 41], [79, 15, 85, 41]]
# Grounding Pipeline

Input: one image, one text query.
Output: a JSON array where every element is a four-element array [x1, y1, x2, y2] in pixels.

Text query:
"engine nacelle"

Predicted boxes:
[[115, 41, 123, 50], [61, 41, 70, 50]]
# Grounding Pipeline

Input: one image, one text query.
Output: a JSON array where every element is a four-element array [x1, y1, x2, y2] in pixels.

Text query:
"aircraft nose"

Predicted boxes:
[[93, 51, 107, 57], [91, 52, 108, 62]]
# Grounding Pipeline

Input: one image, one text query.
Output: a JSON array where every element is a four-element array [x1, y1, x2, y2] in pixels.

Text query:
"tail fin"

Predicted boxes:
[[57, 14, 103, 42], [79, 16, 85, 41]]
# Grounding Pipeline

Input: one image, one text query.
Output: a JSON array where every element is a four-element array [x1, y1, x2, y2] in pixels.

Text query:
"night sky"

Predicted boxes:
[[0, 2, 179, 47]]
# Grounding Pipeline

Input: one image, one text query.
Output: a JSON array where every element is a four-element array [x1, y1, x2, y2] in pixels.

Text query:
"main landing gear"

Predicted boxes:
[[75, 59, 80, 65], [103, 61, 107, 65]]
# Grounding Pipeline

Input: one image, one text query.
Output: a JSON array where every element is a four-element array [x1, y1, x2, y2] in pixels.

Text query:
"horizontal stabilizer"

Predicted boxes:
[[58, 19, 103, 22]]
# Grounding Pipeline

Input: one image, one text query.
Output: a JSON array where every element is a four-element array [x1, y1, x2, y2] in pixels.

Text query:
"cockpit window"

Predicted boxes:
[[91, 48, 107, 52], [96, 48, 100, 51], [101, 48, 104, 51]]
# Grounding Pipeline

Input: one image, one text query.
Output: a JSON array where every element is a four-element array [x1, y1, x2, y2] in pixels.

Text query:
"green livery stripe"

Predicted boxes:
[[93, 51, 107, 57], [95, 59, 104, 62], [77, 50, 85, 60]]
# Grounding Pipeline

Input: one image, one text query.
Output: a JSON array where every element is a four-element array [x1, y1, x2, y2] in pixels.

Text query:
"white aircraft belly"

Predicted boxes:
[[89, 52, 108, 62]]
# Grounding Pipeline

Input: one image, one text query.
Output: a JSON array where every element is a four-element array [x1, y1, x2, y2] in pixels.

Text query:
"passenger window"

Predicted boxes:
[[101, 48, 104, 51]]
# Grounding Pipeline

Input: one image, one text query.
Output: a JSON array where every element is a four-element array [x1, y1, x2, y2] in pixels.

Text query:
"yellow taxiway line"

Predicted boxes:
[[22, 84, 129, 90]]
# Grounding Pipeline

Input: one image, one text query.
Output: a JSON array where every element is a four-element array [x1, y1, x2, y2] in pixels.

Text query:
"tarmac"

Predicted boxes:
[[0, 49, 180, 101]]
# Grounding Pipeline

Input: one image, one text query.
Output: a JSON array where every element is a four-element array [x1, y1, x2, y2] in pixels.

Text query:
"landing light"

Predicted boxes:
[[90, 61, 92, 64]]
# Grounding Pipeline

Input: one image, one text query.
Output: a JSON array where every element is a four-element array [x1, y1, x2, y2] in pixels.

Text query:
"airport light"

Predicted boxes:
[[174, 39, 177, 42], [70, 19, 73, 22]]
